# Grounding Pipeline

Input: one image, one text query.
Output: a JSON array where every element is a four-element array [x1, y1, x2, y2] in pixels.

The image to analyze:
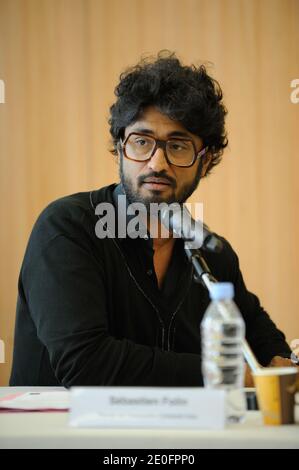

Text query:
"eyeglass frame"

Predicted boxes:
[[119, 132, 208, 168]]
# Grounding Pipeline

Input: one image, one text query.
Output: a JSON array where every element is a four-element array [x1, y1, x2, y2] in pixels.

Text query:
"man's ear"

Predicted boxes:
[[201, 151, 212, 177]]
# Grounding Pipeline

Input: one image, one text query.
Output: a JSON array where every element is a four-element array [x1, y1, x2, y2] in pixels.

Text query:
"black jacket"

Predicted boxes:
[[10, 183, 291, 387]]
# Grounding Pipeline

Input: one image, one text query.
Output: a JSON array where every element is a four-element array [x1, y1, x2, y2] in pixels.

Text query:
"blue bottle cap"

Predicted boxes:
[[209, 282, 234, 300]]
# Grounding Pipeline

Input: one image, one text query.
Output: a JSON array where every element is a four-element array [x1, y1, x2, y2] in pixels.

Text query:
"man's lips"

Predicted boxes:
[[142, 177, 172, 185]]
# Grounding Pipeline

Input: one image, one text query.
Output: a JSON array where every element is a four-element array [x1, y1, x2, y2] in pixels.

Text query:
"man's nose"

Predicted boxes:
[[146, 146, 170, 172]]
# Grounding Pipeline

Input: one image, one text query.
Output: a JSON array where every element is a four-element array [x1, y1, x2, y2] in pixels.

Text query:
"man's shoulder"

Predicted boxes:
[[25, 184, 117, 255], [40, 183, 116, 222]]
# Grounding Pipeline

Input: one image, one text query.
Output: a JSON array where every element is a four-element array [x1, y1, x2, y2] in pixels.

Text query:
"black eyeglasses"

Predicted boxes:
[[120, 132, 208, 168]]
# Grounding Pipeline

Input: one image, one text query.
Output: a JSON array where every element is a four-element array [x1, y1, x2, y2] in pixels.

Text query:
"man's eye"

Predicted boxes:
[[135, 139, 148, 146], [169, 143, 185, 151]]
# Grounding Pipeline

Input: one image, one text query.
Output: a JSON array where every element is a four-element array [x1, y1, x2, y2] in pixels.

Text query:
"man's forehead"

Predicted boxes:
[[125, 107, 194, 139]]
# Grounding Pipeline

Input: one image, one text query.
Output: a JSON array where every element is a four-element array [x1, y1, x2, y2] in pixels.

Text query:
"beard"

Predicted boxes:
[[119, 157, 203, 209]]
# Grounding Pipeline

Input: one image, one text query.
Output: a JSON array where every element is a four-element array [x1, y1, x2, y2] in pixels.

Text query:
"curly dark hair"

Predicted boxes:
[[109, 50, 228, 176]]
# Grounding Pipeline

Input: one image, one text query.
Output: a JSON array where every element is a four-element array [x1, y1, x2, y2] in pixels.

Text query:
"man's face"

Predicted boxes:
[[118, 106, 210, 207]]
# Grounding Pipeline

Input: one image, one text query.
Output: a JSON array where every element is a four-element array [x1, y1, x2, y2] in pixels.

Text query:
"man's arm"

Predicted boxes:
[[227, 244, 292, 367], [23, 234, 203, 387]]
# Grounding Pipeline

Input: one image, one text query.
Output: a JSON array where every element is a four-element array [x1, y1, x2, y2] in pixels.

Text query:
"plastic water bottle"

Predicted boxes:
[[201, 282, 246, 423]]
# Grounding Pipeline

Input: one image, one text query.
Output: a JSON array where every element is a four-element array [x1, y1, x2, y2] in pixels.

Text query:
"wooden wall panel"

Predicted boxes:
[[0, 0, 298, 384]]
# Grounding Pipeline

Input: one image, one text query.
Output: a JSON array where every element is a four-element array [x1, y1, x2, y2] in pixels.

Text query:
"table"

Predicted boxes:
[[0, 387, 298, 449]]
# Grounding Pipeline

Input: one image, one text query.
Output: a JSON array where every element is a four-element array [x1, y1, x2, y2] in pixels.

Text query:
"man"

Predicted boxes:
[[10, 52, 294, 387]]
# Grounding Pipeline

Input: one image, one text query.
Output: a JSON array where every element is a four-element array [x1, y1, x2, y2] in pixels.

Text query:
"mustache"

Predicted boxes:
[[138, 172, 176, 188]]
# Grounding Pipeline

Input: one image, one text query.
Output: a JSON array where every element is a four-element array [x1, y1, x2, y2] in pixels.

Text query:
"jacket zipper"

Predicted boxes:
[[90, 190, 192, 352], [166, 265, 194, 351]]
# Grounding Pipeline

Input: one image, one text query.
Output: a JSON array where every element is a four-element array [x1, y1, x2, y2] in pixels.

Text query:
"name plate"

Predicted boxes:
[[69, 387, 226, 429]]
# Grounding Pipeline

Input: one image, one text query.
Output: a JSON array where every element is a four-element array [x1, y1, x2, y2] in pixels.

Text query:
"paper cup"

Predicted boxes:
[[253, 367, 298, 425]]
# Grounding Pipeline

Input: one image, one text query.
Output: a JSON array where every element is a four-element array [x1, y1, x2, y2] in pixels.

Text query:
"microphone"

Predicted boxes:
[[160, 204, 223, 252]]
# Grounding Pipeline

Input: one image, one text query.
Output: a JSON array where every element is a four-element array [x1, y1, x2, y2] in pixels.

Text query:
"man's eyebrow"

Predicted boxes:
[[131, 127, 192, 139]]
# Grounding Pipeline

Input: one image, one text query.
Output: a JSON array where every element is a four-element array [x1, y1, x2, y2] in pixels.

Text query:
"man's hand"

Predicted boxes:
[[245, 364, 255, 387], [268, 355, 297, 368], [244, 356, 299, 387]]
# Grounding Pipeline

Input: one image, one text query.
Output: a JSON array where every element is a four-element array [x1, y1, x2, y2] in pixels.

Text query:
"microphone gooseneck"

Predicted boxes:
[[159, 204, 223, 253]]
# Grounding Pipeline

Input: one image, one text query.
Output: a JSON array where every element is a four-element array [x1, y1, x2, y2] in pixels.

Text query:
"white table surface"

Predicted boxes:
[[0, 387, 298, 449]]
